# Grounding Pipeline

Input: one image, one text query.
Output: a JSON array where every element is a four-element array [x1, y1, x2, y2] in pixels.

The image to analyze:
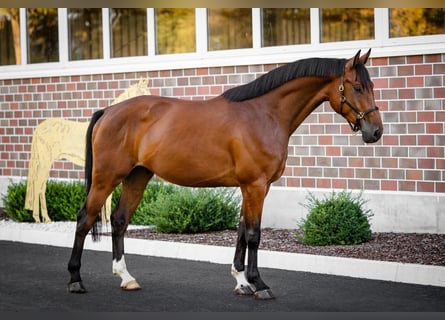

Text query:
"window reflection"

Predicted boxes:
[[390, 8, 445, 37], [0, 8, 20, 65], [68, 9, 102, 61], [155, 8, 195, 54], [27, 8, 59, 63], [208, 9, 252, 51], [320, 8, 374, 42], [111, 8, 147, 58], [262, 8, 310, 47]]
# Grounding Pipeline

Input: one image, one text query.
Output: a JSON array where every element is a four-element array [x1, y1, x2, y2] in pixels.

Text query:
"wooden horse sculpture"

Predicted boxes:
[[67, 50, 383, 299], [24, 79, 151, 223]]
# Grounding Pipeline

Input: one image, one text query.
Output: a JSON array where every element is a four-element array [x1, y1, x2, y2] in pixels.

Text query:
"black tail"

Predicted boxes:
[[85, 109, 105, 241]]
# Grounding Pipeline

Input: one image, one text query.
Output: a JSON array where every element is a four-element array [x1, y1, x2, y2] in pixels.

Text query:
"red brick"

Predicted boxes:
[[407, 56, 423, 64], [436, 111, 445, 122], [371, 57, 388, 66], [399, 88, 415, 99], [417, 182, 435, 192], [426, 123, 443, 134], [418, 135, 434, 146], [406, 170, 422, 180], [301, 178, 315, 188], [196, 68, 208, 76], [332, 179, 347, 189], [415, 64, 432, 75], [398, 65, 414, 76], [287, 178, 300, 187], [427, 147, 444, 158], [374, 78, 389, 88], [400, 135, 416, 145], [417, 111, 435, 122], [436, 182, 445, 192], [326, 146, 340, 156], [436, 159, 445, 169], [434, 87, 445, 98], [317, 179, 331, 189], [381, 180, 397, 191], [406, 76, 424, 87], [383, 135, 398, 145], [398, 180, 416, 191]]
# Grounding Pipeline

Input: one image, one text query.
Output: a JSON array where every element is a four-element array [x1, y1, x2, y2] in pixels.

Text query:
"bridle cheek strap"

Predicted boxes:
[[339, 74, 379, 132]]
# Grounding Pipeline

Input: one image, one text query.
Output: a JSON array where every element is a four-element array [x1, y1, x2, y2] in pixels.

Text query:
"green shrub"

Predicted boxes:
[[145, 186, 240, 233], [2, 180, 86, 222], [2, 180, 31, 222], [3, 179, 241, 234], [297, 190, 373, 246], [112, 181, 177, 226]]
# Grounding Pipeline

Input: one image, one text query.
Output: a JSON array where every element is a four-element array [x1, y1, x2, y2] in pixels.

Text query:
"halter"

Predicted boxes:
[[339, 74, 379, 132]]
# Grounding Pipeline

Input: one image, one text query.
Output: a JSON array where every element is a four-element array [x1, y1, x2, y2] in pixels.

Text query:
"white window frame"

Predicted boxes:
[[1, 8, 445, 80]]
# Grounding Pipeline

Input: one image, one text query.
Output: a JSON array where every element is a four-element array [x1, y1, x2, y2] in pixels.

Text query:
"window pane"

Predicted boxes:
[[390, 8, 445, 37], [262, 8, 310, 47], [320, 8, 374, 42], [0, 8, 20, 65], [68, 9, 102, 61], [111, 8, 147, 58], [208, 9, 252, 51], [27, 8, 59, 63], [155, 8, 195, 54]]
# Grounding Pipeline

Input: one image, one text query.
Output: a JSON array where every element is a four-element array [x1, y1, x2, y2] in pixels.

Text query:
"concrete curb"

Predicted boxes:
[[1, 223, 444, 288]]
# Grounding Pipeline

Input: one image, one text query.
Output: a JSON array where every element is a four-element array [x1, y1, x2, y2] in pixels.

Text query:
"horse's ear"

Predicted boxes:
[[345, 50, 361, 70], [360, 48, 372, 65], [353, 50, 361, 67]]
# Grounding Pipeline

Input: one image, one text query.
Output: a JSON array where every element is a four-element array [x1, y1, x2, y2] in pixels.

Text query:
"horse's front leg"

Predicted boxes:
[[231, 183, 274, 300]]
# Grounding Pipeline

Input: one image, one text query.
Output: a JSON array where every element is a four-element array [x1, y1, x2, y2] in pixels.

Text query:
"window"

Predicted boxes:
[[390, 8, 445, 37], [1, 8, 445, 79], [261, 8, 310, 47], [155, 8, 195, 54], [27, 8, 59, 63], [208, 8, 252, 51], [0, 8, 20, 65], [68, 9, 103, 61], [110, 8, 147, 58], [320, 8, 374, 42]]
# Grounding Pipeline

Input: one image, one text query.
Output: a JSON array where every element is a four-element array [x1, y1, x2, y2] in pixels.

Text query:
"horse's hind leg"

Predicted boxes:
[[67, 187, 112, 293], [111, 166, 152, 290]]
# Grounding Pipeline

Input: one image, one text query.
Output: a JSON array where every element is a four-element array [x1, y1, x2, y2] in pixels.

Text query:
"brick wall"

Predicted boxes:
[[0, 52, 444, 193]]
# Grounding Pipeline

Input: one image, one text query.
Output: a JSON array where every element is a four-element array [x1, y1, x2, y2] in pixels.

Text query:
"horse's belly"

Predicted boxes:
[[145, 151, 239, 187]]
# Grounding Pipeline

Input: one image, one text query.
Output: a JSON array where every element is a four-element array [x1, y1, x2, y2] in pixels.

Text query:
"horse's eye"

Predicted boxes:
[[353, 85, 363, 93]]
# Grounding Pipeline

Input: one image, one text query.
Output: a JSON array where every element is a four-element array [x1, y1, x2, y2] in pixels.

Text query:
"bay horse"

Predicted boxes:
[[67, 49, 383, 299]]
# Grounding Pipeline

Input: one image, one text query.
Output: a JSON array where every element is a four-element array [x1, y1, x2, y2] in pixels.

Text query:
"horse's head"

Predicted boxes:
[[330, 49, 383, 143]]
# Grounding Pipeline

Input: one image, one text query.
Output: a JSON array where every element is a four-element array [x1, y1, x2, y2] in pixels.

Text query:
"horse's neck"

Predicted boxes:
[[264, 77, 334, 136]]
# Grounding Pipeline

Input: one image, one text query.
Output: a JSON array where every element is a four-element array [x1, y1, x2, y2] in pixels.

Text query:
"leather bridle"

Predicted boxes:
[[339, 73, 379, 132]]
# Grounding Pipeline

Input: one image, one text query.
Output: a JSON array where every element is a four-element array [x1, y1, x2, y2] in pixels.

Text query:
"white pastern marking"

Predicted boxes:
[[112, 255, 136, 287], [231, 264, 256, 292]]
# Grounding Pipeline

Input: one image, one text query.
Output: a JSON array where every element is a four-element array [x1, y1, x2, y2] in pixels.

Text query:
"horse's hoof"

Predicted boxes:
[[121, 279, 141, 291], [254, 289, 275, 300], [233, 284, 255, 296], [68, 281, 87, 293]]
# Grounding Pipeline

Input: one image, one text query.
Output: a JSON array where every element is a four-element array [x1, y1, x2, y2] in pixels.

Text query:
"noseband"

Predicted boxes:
[[339, 74, 379, 132]]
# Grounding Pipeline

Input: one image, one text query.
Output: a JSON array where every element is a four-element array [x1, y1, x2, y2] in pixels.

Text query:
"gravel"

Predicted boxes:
[[123, 228, 445, 266], [1, 209, 444, 266]]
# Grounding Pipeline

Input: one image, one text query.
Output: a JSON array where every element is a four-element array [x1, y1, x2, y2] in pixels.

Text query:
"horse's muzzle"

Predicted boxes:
[[361, 121, 383, 143]]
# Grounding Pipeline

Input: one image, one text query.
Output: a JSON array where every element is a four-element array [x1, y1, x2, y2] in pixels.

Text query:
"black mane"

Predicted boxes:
[[222, 57, 350, 102]]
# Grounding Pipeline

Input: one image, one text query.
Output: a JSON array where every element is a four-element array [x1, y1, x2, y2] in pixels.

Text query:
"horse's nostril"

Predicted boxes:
[[374, 128, 382, 140]]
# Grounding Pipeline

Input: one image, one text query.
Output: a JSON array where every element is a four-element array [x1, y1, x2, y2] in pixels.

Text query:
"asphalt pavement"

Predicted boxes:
[[0, 240, 444, 312]]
